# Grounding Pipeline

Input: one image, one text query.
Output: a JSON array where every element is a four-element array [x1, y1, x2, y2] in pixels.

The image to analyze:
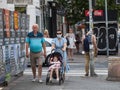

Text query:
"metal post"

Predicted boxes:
[[89, 0, 93, 32], [89, 0, 95, 76], [105, 0, 109, 57]]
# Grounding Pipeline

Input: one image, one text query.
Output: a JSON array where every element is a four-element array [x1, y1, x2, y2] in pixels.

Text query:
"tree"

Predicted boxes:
[[56, 0, 120, 25]]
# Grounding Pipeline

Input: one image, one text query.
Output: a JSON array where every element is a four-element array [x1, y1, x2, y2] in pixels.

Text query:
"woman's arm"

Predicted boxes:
[[62, 38, 67, 51]]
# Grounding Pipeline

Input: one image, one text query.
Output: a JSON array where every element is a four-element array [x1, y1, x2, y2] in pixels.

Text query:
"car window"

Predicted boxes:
[[45, 41, 51, 47]]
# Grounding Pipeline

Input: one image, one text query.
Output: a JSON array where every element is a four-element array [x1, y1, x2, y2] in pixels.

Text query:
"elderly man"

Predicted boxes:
[[26, 24, 46, 82]]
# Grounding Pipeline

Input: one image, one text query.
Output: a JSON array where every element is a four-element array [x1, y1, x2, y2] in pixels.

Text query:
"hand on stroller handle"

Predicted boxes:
[[51, 48, 64, 53]]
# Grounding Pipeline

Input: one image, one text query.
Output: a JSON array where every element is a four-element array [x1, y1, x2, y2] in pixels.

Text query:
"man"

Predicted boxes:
[[82, 30, 98, 77], [26, 24, 46, 82]]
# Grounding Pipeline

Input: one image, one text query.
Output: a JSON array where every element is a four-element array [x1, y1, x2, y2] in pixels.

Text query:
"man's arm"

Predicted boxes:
[[92, 35, 98, 51], [92, 35, 98, 57], [42, 42, 46, 58], [26, 43, 29, 58]]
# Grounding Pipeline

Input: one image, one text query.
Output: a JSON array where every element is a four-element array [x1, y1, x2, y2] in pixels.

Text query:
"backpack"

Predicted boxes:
[[83, 35, 92, 52], [66, 37, 70, 46]]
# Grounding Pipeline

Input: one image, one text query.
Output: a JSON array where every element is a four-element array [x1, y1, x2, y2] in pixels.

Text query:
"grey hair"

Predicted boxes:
[[32, 24, 39, 28]]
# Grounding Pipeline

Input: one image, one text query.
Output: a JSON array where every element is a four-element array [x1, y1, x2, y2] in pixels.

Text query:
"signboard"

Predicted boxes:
[[0, 9, 4, 45], [13, 11, 19, 30], [0, 9, 4, 38], [10, 11, 16, 38], [85, 10, 103, 16], [3, 9, 10, 38], [85, 10, 117, 22]]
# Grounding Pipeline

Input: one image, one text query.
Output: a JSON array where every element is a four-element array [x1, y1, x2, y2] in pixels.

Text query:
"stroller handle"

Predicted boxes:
[[51, 48, 63, 55]]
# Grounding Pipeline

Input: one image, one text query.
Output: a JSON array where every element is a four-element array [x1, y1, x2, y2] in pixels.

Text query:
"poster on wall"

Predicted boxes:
[[21, 13, 26, 37], [10, 11, 15, 37], [3, 9, 10, 38], [10, 11, 15, 44], [26, 15, 29, 35], [0, 9, 4, 45], [9, 45, 16, 75], [13, 44, 21, 74], [0, 46, 5, 84], [13, 11, 19, 31]]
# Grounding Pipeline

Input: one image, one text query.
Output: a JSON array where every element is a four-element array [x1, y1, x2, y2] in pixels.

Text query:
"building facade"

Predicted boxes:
[[0, 0, 47, 32]]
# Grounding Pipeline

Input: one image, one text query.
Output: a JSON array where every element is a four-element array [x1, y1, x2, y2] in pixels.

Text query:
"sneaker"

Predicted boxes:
[[38, 79, 43, 83], [93, 73, 98, 77], [32, 78, 37, 82], [56, 78, 59, 81], [49, 80, 52, 83]]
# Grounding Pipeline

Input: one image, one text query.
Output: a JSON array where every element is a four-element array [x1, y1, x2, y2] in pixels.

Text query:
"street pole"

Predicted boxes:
[[105, 0, 109, 57], [89, 0, 95, 76]]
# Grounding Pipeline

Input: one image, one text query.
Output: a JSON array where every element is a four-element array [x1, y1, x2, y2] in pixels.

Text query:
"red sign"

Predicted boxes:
[[85, 10, 103, 16], [4, 9, 10, 37]]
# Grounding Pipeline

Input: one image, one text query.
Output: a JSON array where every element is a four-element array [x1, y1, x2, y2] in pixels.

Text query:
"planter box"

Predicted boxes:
[[107, 56, 120, 81]]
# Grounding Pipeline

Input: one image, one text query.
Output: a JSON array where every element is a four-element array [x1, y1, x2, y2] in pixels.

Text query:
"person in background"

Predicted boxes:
[[75, 33, 81, 54], [65, 28, 76, 60], [44, 29, 50, 38], [26, 24, 46, 83], [82, 30, 98, 77]]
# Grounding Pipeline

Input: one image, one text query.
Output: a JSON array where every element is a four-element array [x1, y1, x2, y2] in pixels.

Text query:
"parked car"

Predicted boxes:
[[27, 38, 53, 67]]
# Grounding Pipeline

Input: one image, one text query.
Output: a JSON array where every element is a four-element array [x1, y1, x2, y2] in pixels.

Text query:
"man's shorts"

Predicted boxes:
[[30, 51, 43, 67]]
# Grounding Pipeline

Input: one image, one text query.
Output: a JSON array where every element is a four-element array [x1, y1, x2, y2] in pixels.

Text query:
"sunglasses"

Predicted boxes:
[[57, 33, 61, 34]]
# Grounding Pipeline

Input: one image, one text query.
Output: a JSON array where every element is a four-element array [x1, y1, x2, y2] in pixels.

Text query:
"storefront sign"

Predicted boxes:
[[14, 11, 19, 30], [85, 10, 103, 16], [4, 9, 10, 38]]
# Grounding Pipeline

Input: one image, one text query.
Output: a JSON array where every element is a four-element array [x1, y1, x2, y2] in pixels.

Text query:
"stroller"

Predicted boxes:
[[46, 49, 65, 85]]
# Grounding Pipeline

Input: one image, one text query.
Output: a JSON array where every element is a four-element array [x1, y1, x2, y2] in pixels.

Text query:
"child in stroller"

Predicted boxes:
[[49, 55, 61, 82], [46, 50, 64, 85]]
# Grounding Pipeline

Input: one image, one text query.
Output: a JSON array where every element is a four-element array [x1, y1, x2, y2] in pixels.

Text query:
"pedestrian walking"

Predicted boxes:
[[51, 30, 70, 78], [82, 30, 98, 77], [26, 24, 46, 82], [75, 33, 81, 54], [65, 28, 76, 60]]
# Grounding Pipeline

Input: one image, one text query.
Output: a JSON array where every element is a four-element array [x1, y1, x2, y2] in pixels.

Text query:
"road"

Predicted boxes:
[[2, 55, 120, 90]]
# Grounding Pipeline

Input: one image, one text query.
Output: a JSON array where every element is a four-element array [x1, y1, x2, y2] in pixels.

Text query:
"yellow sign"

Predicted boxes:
[[14, 11, 19, 30]]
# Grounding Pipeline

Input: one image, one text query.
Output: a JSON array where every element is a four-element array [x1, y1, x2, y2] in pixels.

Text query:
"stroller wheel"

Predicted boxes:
[[46, 77, 49, 85], [61, 73, 65, 83], [59, 77, 62, 85], [59, 73, 63, 85], [46, 73, 50, 85], [59, 80, 62, 85]]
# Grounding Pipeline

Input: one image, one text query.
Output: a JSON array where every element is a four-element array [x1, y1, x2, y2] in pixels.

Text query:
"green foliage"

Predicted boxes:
[[56, 0, 120, 25]]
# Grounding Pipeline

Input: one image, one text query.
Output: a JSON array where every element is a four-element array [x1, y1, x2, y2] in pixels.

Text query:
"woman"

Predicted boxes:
[[51, 30, 69, 77], [65, 28, 76, 60], [44, 29, 50, 38]]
